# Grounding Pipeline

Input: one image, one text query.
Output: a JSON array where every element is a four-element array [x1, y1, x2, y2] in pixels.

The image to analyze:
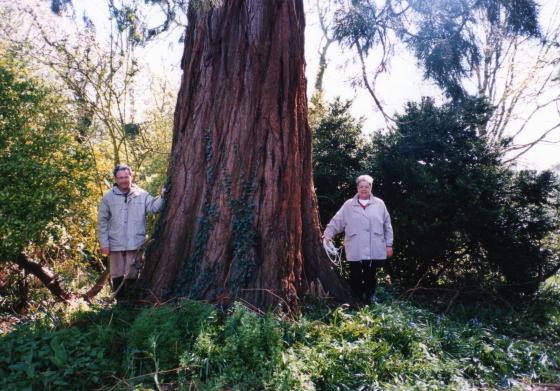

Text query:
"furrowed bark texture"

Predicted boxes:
[[141, 0, 351, 310]]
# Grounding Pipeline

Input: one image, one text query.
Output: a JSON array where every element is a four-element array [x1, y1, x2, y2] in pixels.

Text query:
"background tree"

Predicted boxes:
[[371, 97, 560, 299], [311, 0, 336, 94], [141, 0, 351, 310], [0, 1, 174, 178], [311, 97, 371, 226], [407, 0, 560, 160], [332, 0, 405, 123], [331, 0, 560, 160], [0, 56, 93, 301]]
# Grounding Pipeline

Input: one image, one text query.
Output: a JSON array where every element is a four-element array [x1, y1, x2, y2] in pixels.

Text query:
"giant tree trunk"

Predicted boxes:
[[141, 0, 351, 310]]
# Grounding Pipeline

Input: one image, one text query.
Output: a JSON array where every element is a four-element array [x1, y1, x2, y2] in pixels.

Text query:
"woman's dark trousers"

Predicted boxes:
[[348, 259, 384, 301]]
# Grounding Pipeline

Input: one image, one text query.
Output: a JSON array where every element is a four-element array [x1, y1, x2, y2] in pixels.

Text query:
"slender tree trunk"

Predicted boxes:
[[314, 37, 333, 93], [14, 253, 74, 303], [141, 0, 351, 310]]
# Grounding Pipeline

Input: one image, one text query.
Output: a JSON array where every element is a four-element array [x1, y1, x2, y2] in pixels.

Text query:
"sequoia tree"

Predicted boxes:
[[141, 0, 351, 310]]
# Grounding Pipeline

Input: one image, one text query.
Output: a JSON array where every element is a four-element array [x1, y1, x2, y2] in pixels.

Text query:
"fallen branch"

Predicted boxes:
[[83, 268, 110, 302], [14, 252, 113, 305], [14, 253, 74, 303]]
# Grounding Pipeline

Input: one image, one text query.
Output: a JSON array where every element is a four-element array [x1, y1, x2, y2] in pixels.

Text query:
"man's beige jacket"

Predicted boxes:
[[97, 185, 163, 251]]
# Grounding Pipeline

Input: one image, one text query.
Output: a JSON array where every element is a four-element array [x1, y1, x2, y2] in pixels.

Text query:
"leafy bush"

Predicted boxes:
[[371, 97, 560, 298], [0, 59, 93, 263], [311, 96, 372, 226]]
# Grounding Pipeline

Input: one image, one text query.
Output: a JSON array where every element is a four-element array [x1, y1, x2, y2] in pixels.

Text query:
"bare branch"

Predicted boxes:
[[502, 122, 560, 164], [313, 0, 336, 93], [354, 38, 396, 126]]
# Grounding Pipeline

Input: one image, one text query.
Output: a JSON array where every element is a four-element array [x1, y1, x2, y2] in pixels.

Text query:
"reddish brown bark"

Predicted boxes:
[[141, 0, 351, 310]]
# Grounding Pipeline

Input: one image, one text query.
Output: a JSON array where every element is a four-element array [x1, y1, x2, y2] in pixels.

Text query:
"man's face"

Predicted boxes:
[[115, 169, 132, 192], [357, 181, 372, 199]]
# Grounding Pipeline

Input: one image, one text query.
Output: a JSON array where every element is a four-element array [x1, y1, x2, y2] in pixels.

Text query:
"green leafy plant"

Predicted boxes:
[[1, 294, 558, 390]]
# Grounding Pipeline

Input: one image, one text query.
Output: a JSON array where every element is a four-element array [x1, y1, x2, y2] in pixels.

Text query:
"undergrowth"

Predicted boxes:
[[1, 289, 559, 390]]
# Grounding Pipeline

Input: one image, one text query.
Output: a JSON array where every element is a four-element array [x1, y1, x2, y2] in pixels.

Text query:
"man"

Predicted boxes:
[[97, 164, 165, 302]]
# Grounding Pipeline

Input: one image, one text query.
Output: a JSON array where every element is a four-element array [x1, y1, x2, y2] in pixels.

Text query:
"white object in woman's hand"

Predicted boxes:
[[323, 238, 338, 256]]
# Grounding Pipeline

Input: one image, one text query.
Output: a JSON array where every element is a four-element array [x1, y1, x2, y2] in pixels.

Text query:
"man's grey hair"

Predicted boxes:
[[356, 174, 373, 186], [113, 164, 133, 177]]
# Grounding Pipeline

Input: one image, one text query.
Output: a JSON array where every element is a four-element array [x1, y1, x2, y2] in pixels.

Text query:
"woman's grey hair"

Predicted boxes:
[[356, 174, 373, 186], [113, 164, 133, 177]]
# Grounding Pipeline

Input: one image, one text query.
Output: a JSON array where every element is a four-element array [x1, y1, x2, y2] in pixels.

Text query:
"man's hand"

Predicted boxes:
[[386, 246, 393, 258], [101, 247, 110, 256], [160, 186, 167, 197]]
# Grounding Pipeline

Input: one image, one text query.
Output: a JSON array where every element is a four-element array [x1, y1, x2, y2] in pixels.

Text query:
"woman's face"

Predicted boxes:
[[357, 181, 372, 199]]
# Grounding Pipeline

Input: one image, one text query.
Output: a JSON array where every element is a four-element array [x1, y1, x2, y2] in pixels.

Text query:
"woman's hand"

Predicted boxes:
[[386, 246, 393, 258], [323, 237, 338, 255]]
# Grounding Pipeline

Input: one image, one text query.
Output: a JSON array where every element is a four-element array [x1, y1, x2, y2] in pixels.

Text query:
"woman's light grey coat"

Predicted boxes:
[[97, 185, 163, 251], [324, 195, 393, 261]]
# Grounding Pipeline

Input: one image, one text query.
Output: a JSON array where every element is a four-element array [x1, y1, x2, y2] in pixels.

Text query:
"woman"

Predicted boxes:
[[323, 175, 393, 303]]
